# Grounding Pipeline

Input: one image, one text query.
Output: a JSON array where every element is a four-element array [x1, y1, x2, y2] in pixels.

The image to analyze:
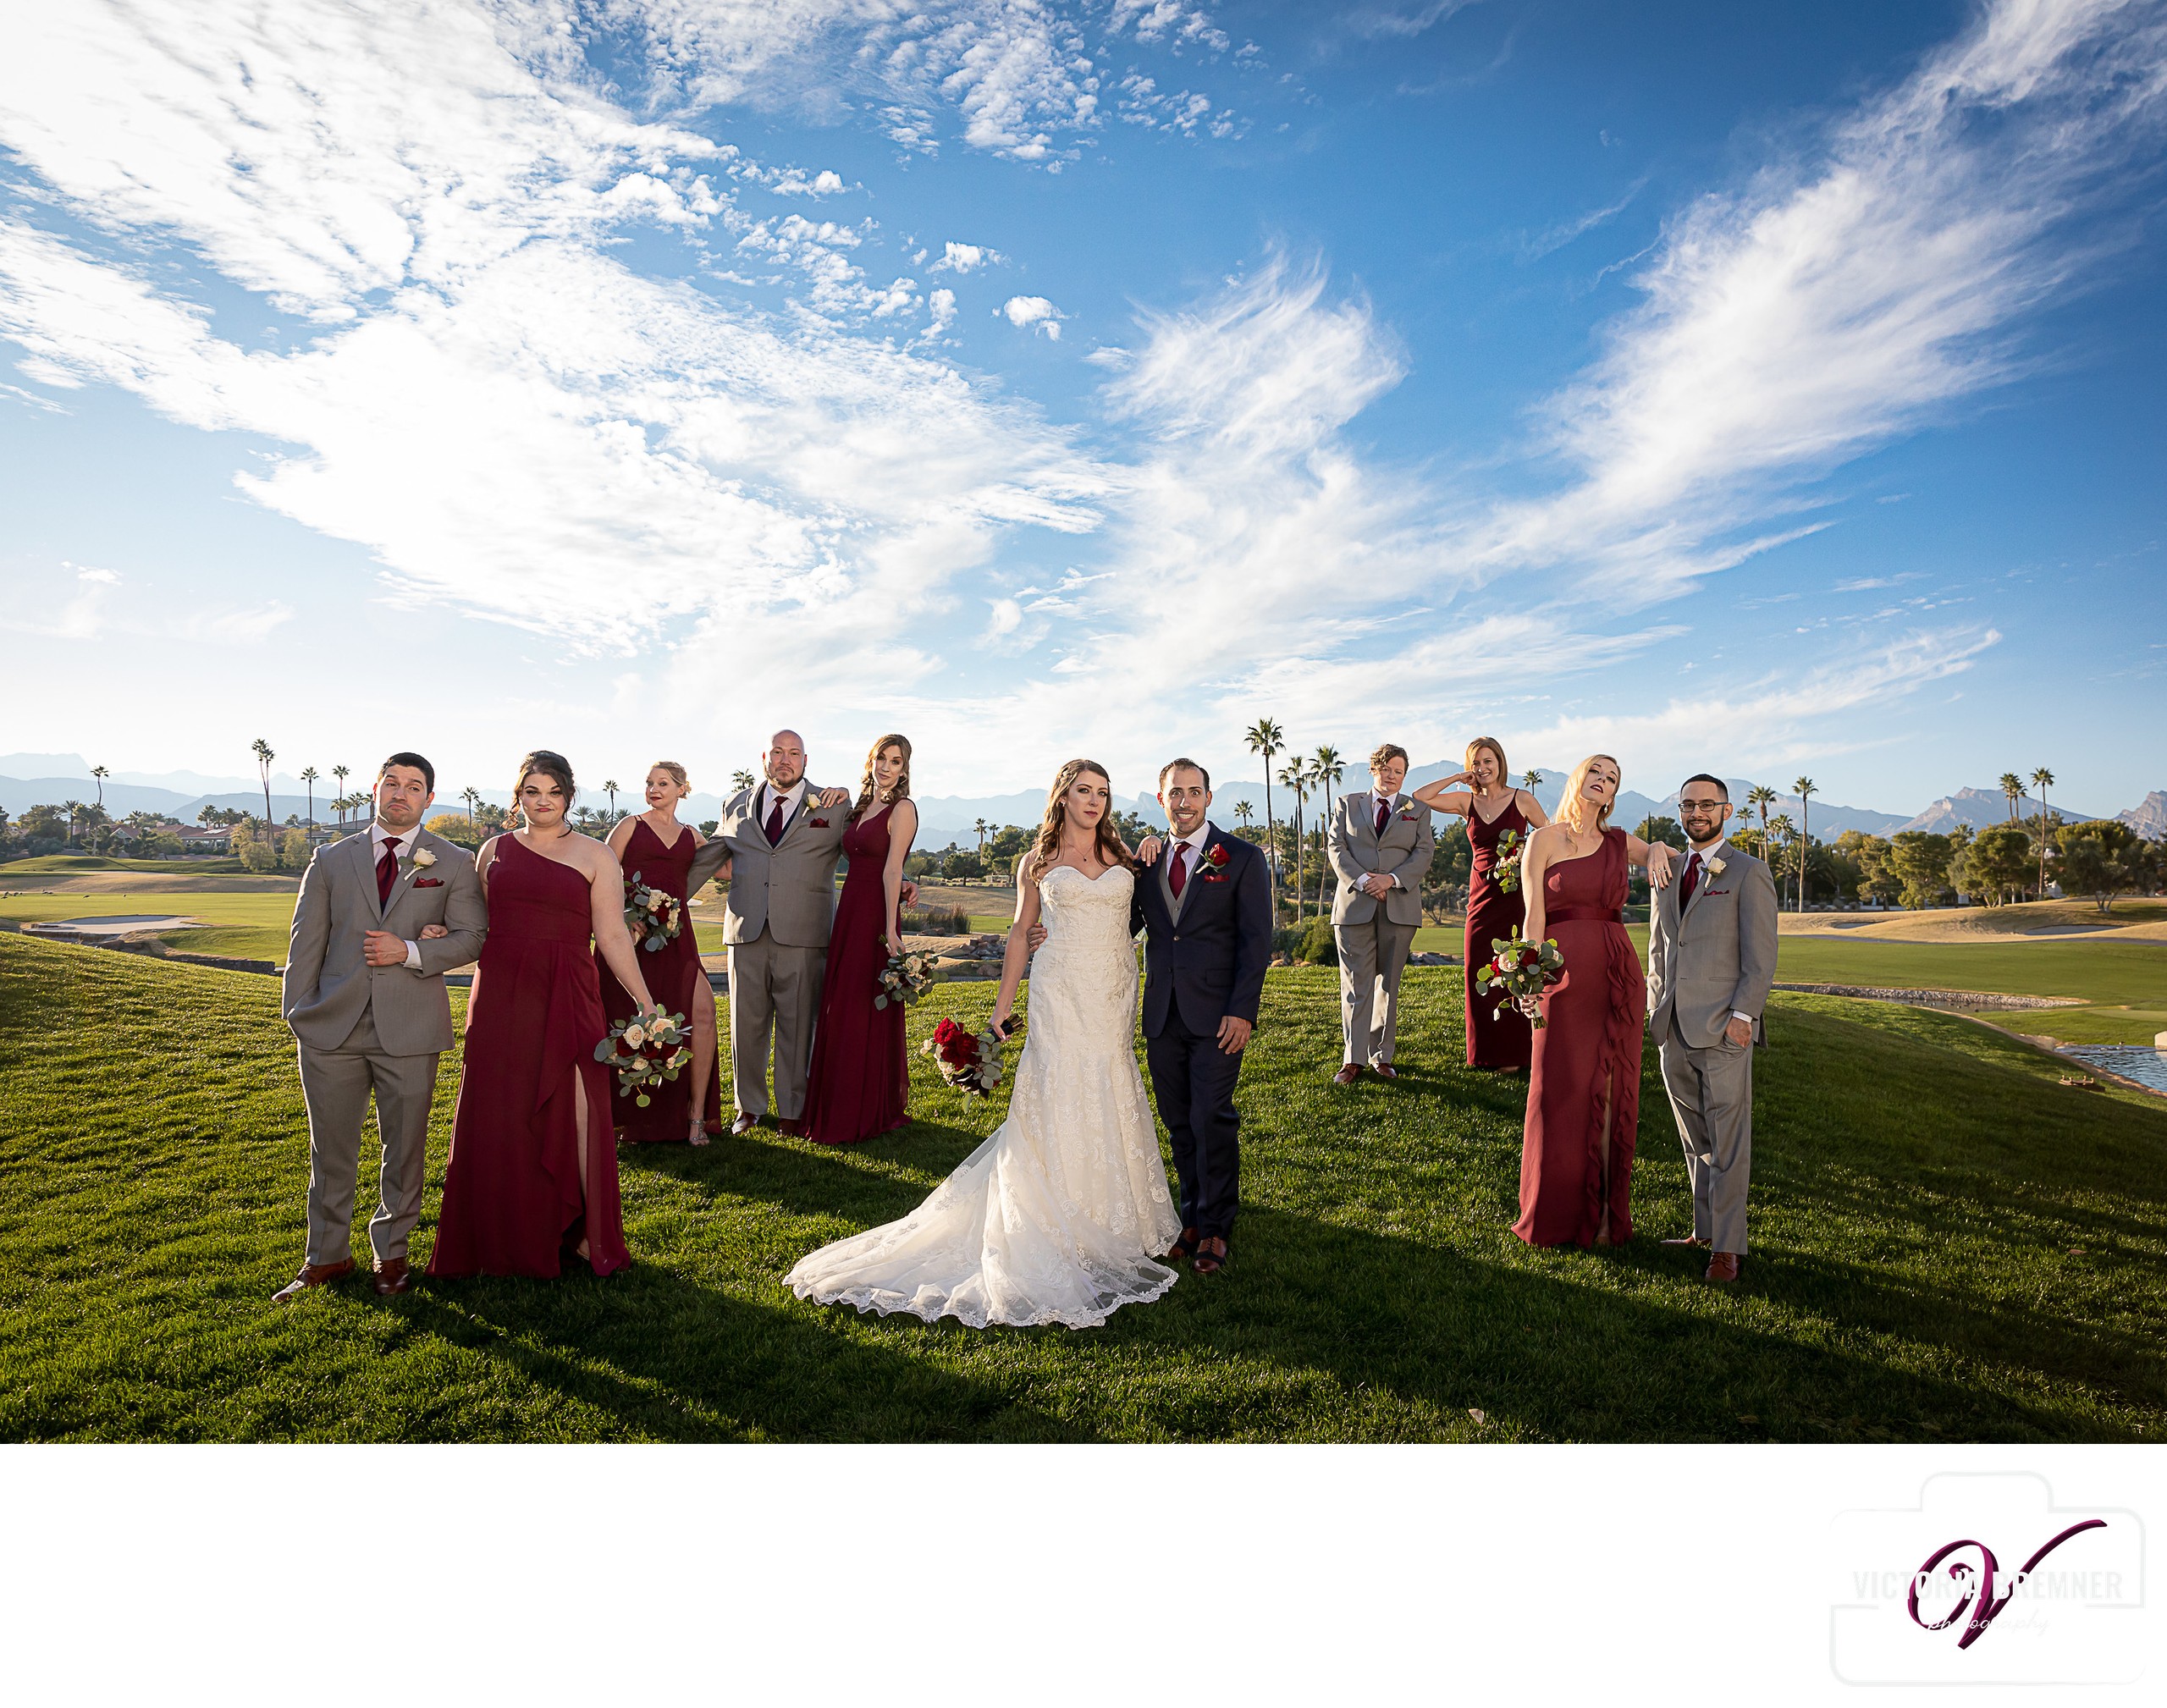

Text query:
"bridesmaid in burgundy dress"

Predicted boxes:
[[601, 761, 723, 1144], [1511, 754, 1675, 1248], [802, 734, 918, 1146], [427, 751, 659, 1280], [1411, 736, 1549, 1072]]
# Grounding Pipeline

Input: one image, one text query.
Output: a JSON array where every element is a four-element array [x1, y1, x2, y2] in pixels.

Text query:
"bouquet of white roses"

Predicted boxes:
[[876, 945, 939, 1011], [594, 1009, 692, 1106], [624, 870, 684, 953], [1473, 932, 1564, 1028], [1492, 826, 1527, 894]]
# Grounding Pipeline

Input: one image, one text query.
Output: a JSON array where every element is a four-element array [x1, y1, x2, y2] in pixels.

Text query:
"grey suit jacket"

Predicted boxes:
[[1646, 844, 1778, 1050], [283, 828, 488, 1056], [686, 783, 849, 948], [1328, 792, 1432, 928]]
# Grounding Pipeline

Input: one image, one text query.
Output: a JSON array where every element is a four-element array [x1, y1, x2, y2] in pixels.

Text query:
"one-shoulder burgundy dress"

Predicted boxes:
[[1464, 796, 1535, 1072], [1514, 828, 1646, 1248], [802, 807, 910, 1145], [428, 834, 630, 1278], [598, 817, 722, 1142]]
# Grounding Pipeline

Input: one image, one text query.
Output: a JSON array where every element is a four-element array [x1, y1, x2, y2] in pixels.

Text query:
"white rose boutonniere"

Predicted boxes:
[[410, 846, 438, 869], [1704, 856, 1727, 877]]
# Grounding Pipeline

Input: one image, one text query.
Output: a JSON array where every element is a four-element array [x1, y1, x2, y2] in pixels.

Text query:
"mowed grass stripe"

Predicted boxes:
[[1, 934, 2162, 1441]]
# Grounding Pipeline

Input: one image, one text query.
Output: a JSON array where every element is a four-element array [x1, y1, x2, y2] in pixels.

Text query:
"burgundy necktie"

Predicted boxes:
[[1680, 851, 1701, 910], [764, 794, 785, 846], [377, 840, 400, 906], [1168, 842, 1189, 899], [1375, 795, 1391, 835]]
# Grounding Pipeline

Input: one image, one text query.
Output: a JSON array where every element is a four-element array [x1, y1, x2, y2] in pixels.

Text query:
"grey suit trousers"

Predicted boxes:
[[1335, 914, 1418, 1066], [728, 928, 825, 1120], [295, 1005, 438, 1265], [1657, 1014, 1754, 1253]]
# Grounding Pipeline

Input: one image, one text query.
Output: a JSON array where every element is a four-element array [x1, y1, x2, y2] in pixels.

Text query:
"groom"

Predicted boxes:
[[1129, 759, 1272, 1275], [1645, 774, 1778, 1284], [276, 752, 487, 1301]]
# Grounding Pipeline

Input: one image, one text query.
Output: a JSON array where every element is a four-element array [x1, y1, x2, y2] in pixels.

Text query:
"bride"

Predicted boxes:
[[786, 759, 1182, 1329]]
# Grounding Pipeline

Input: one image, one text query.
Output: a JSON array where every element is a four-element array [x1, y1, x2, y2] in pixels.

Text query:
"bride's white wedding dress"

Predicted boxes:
[[786, 862, 1181, 1329]]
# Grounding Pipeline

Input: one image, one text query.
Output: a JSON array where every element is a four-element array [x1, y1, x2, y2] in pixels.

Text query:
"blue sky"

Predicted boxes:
[[2, 0, 2162, 814]]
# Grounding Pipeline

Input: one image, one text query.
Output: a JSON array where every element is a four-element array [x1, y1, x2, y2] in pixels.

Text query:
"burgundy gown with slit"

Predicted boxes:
[[802, 807, 909, 1146], [1514, 827, 1646, 1248], [428, 834, 631, 1278], [1464, 797, 1535, 1071], [598, 818, 722, 1142]]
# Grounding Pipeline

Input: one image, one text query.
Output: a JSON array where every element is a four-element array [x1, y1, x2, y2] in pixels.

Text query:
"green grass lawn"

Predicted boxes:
[[0, 890, 303, 964], [3, 932, 2163, 1442], [1771, 938, 2167, 1044]]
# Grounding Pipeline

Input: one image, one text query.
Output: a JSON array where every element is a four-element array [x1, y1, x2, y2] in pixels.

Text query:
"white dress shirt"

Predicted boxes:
[[757, 779, 808, 833], [369, 821, 424, 969], [1684, 835, 1753, 1028]]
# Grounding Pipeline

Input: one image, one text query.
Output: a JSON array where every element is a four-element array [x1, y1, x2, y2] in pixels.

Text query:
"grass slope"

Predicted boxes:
[[3, 934, 2163, 1442], [1772, 938, 2167, 1044]]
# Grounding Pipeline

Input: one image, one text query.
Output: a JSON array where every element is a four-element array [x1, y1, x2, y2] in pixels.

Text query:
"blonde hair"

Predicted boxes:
[[1465, 736, 1508, 786], [649, 759, 689, 792], [852, 733, 912, 822], [1560, 753, 1621, 835], [1027, 758, 1132, 881]]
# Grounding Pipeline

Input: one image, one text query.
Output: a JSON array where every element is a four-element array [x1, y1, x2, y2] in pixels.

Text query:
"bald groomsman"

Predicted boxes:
[[1645, 774, 1778, 1283]]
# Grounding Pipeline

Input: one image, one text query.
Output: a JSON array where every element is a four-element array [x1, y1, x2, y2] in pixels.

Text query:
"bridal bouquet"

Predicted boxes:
[[1474, 932, 1563, 1028], [624, 871, 684, 953], [1492, 827, 1527, 894], [875, 946, 939, 1011], [594, 1009, 692, 1106], [922, 1016, 1015, 1097]]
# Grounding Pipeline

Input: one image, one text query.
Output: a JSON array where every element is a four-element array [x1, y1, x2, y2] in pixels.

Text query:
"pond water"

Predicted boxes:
[[2062, 1045, 2167, 1094]]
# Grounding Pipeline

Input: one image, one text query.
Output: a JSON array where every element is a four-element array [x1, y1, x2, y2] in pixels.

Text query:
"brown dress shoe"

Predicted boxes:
[[731, 1113, 762, 1137], [1705, 1251, 1742, 1283], [1332, 1063, 1364, 1086], [1193, 1236, 1230, 1275], [1370, 1061, 1398, 1080], [372, 1256, 412, 1296], [777, 1116, 807, 1138], [272, 1257, 353, 1303], [1166, 1226, 1202, 1263], [1662, 1233, 1711, 1248]]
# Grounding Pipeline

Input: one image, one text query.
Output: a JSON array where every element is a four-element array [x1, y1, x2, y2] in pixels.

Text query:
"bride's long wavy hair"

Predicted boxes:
[[851, 733, 912, 823], [1025, 758, 1133, 883]]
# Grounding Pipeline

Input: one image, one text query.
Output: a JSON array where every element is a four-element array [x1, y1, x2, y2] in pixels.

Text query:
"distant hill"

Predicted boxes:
[[2117, 791, 2167, 839], [1896, 786, 2107, 835]]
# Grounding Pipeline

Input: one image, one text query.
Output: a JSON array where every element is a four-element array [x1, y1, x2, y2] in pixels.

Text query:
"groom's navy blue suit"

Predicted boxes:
[[1131, 823, 1273, 1244]]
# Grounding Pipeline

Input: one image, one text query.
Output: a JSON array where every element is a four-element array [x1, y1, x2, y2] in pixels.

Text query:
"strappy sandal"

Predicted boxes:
[[1193, 1237, 1229, 1275], [687, 1116, 712, 1148]]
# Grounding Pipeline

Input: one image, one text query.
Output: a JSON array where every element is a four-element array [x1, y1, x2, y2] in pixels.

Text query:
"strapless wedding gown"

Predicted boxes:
[[786, 863, 1182, 1329]]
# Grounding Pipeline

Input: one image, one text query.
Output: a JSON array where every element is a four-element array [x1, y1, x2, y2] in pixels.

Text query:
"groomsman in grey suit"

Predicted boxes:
[[686, 730, 912, 1136], [1326, 743, 1435, 1084], [276, 752, 487, 1301], [1646, 774, 1778, 1283]]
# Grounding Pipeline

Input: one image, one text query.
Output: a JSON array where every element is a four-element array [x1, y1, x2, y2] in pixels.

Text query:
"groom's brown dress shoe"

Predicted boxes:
[[1332, 1063, 1364, 1086], [731, 1113, 762, 1137], [1705, 1251, 1742, 1283], [1193, 1237, 1229, 1275], [1370, 1062, 1399, 1080], [1166, 1226, 1202, 1264], [777, 1116, 807, 1138], [272, 1258, 353, 1303], [372, 1257, 412, 1297]]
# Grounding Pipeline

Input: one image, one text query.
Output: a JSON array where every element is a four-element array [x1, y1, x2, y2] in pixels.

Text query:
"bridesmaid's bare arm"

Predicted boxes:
[[586, 844, 657, 1012], [606, 816, 637, 859], [1519, 789, 1551, 829], [882, 800, 918, 956], [1410, 773, 1476, 815], [1514, 826, 1565, 1018], [1622, 830, 1678, 888]]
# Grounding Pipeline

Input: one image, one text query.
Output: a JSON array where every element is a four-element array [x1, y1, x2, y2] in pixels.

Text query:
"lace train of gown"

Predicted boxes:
[[786, 863, 1182, 1330]]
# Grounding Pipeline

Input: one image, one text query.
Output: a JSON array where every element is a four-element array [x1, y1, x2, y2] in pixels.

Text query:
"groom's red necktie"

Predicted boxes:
[[1168, 841, 1189, 900], [376, 840, 400, 907], [1680, 851, 1702, 910], [764, 793, 786, 846], [1374, 795, 1391, 835]]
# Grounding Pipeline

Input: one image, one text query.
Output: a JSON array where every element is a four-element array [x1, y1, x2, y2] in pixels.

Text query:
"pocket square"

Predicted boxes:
[[414, 877, 445, 888], [810, 818, 830, 828]]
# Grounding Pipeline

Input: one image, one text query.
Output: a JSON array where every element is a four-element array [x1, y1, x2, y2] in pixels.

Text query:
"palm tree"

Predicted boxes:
[[462, 785, 483, 831], [1277, 758, 1310, 922], [732, 769, 756, 794], [251, 738, 275, 829], [1311, 744, 1343, 913], [62, 798, 84, 843], [299, 766, 318, 833], [1523, 769, 1544, 791], [973, 818, 990, 865], [1232, 799, 1254, 834], [91, 764, 108, 810], [1745, 785, 1776, 844], [331, 764, 350, 829], [1999, 772, 2024, 822], [1246, 718, 1284, 923], [2032, 767, 2055, 899], [1792, 777, 1816, 911], [603, 779, 620, 821]]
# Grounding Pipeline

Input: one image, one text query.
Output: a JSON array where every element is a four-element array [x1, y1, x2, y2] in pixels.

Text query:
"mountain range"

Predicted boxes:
[[0, 752, 2141, 849]]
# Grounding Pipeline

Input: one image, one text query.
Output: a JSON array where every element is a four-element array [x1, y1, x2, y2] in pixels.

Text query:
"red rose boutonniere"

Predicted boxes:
[[1199, 841, 1232, 881]]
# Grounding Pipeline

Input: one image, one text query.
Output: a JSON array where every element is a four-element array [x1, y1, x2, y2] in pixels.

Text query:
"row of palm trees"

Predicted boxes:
[[1243, 719, 1357, 924], [1998, 767, 2058, 899]]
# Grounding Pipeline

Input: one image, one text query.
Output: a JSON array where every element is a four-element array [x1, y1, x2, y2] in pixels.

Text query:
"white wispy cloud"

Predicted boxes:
[[933, 241, 1003, 273], [1000, 294, 1067, 337], [1, 564, 120, 640]]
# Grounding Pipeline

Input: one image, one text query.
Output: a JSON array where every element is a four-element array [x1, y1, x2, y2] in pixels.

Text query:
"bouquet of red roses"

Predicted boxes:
[[593, 1009, 692, 1105], [1492, 827, 1527, 894], [623, 870, 684, 953], [1473, 931, 1563, 1028], [920, 1015, 1016, 1097]]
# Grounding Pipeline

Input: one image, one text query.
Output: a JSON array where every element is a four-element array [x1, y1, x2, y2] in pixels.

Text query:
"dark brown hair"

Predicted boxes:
[[513, 749, 576, 827], [1158, 757, 1210, 792], [852, 733, 913, 822], [1026, 759, 1132, 881]]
